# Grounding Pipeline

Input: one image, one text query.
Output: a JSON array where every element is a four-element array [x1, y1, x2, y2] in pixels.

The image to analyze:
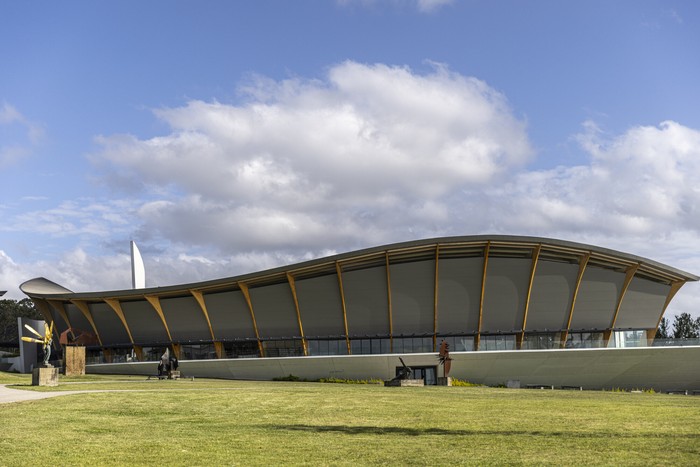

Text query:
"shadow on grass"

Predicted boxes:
[[269, 424, 700, 439]]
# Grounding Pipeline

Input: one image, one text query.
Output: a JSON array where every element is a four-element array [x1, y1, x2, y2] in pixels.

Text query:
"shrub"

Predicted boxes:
[[451, 378, 483, 387], [318, 377, 383, 384]]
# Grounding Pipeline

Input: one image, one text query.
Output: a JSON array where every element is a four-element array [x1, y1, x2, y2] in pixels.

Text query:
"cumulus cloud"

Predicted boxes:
[[93, 61, 532, 253], [490, 120, 700, 237], [0, 103, 43, 168]]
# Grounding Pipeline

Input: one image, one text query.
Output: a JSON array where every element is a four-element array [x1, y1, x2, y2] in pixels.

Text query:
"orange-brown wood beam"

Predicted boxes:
[[604, 264, 639, 346], [385, 251, 393, 352], [104, 298, 134, 345], [70, 300, 104, 346], [335, 261, 352, 355], [518, 245, 541, 349], [286, 273, 308, 356], [561, 253, 590, 348], [433, 244, 440, 352], [190, 290, 217, 343], [239, 282, 264, 357], [144, 295, 173, 343], [647, 280, 686, 346], [476, 242, 491, 351]]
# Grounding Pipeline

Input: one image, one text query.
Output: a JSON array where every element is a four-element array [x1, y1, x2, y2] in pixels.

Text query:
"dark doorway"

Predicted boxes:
[[396, 365, 437, 385]]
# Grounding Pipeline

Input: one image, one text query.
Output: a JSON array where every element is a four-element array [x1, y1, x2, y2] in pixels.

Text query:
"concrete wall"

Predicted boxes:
[[87, 346, 700, 392]]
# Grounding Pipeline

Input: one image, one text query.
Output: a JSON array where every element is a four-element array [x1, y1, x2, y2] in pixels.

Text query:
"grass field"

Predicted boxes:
[[1, 372, 699, 466]]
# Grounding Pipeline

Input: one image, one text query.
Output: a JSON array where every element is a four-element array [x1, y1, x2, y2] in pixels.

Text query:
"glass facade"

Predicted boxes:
[[142, 346, 165, 361], [436, 335, 475, 352], [180, 343, 216, 360], [307, 339, 348, 356], [350, 337, 391, 355], [521, 333, 562, 350], [262, 339, 304, 357], [611, 330, 647, 348], [565, 332, 606, 348], [223, 341, 260, 358], [479, 334, 516, 351], [392, 336, 434, 353], [82, 329, 660, 364]]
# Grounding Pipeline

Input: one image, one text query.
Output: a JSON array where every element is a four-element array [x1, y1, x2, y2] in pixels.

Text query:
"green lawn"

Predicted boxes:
[[1, 372, 699, 466]]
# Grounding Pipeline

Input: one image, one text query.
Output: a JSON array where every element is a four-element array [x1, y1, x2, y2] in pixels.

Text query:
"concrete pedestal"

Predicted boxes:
[[437, 377, 452, 386], [65, 346, 86, 376], [32, 366, 59, 386], [384, 378, 424, 387]]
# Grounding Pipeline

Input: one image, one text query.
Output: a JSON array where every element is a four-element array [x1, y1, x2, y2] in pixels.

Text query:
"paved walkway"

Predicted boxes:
[[0, 384, 92, 404]]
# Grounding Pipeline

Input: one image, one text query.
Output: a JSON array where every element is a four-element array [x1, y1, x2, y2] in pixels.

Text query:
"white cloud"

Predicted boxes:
[[336, 0, 454, 13], [93, 61, 532, 253], [0, 103, 44, 168]]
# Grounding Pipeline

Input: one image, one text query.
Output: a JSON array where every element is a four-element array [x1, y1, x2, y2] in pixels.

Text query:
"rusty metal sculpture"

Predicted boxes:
[[437, 340, 452, 378]]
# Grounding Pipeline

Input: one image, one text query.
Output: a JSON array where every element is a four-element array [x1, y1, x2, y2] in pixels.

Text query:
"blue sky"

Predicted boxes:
[[1, 0, 700, 318]]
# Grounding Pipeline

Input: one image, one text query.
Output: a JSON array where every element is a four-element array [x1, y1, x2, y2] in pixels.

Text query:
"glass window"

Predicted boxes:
[[307, 339, 348, 356], [262, 339, 304, 357], [223, 341, 260, 358]]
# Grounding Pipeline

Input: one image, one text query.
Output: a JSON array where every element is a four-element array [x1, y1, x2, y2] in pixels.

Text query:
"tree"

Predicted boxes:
[[672, 312, 700, 339], [0, 298, 43, 344], [655, 317, 671, 339]]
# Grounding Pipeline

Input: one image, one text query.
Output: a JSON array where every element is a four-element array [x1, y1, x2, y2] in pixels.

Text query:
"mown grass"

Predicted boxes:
[[1, 372, 699, 466]]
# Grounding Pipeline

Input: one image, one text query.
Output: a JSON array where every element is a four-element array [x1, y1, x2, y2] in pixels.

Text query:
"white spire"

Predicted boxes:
[[130, 241, 146, 289]]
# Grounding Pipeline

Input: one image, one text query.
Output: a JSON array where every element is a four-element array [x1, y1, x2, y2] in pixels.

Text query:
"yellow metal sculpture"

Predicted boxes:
[[22, 321, 54, 366]]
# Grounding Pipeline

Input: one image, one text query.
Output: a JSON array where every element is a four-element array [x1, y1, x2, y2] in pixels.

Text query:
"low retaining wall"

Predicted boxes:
[[87, 345, 700, 391]]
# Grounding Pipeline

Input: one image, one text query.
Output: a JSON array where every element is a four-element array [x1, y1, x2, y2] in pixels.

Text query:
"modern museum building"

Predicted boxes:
[[20, 235, 700, 390]]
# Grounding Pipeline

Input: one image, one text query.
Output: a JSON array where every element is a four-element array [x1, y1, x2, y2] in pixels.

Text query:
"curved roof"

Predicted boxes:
[[20, 235, 698, 300]]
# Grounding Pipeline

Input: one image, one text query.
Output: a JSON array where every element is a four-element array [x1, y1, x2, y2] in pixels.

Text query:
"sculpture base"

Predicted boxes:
[[437, 377, 452, 386], [32, 366, 59, 386], [384, 379, 424, 387], [65, 346, 86, 376]]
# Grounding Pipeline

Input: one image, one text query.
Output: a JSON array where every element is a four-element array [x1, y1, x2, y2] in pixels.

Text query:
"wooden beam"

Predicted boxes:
[[48, 300, 71, 328], [144, 295, 173, 342], [286, 273, 307, 356], [385, 251, 393, 352], [133, 345, 143, 361], [561, 253, 590, 348], [433, 244, 440, 352], [70, 300, 104, 346], [518, 244, 541, 349], [604, 264, 639, 346], [647, 280, 685, 345], [104, 298, 134, 345], [335, 261, 351, 355], [190, 290, 217, 342], [476, 242, 490, 351], [213, 341, 224, 359], [239, 282, 263, 357]]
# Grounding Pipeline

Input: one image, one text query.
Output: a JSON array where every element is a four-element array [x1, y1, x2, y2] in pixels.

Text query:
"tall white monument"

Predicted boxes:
[[130, 241, 146, 289]]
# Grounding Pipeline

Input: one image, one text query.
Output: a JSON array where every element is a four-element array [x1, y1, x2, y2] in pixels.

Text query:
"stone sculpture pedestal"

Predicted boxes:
[[65, 346, 86, 376], [437, 377, 452, 386], [384, 378, 425, 387], [32, 365, 59, 386]]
